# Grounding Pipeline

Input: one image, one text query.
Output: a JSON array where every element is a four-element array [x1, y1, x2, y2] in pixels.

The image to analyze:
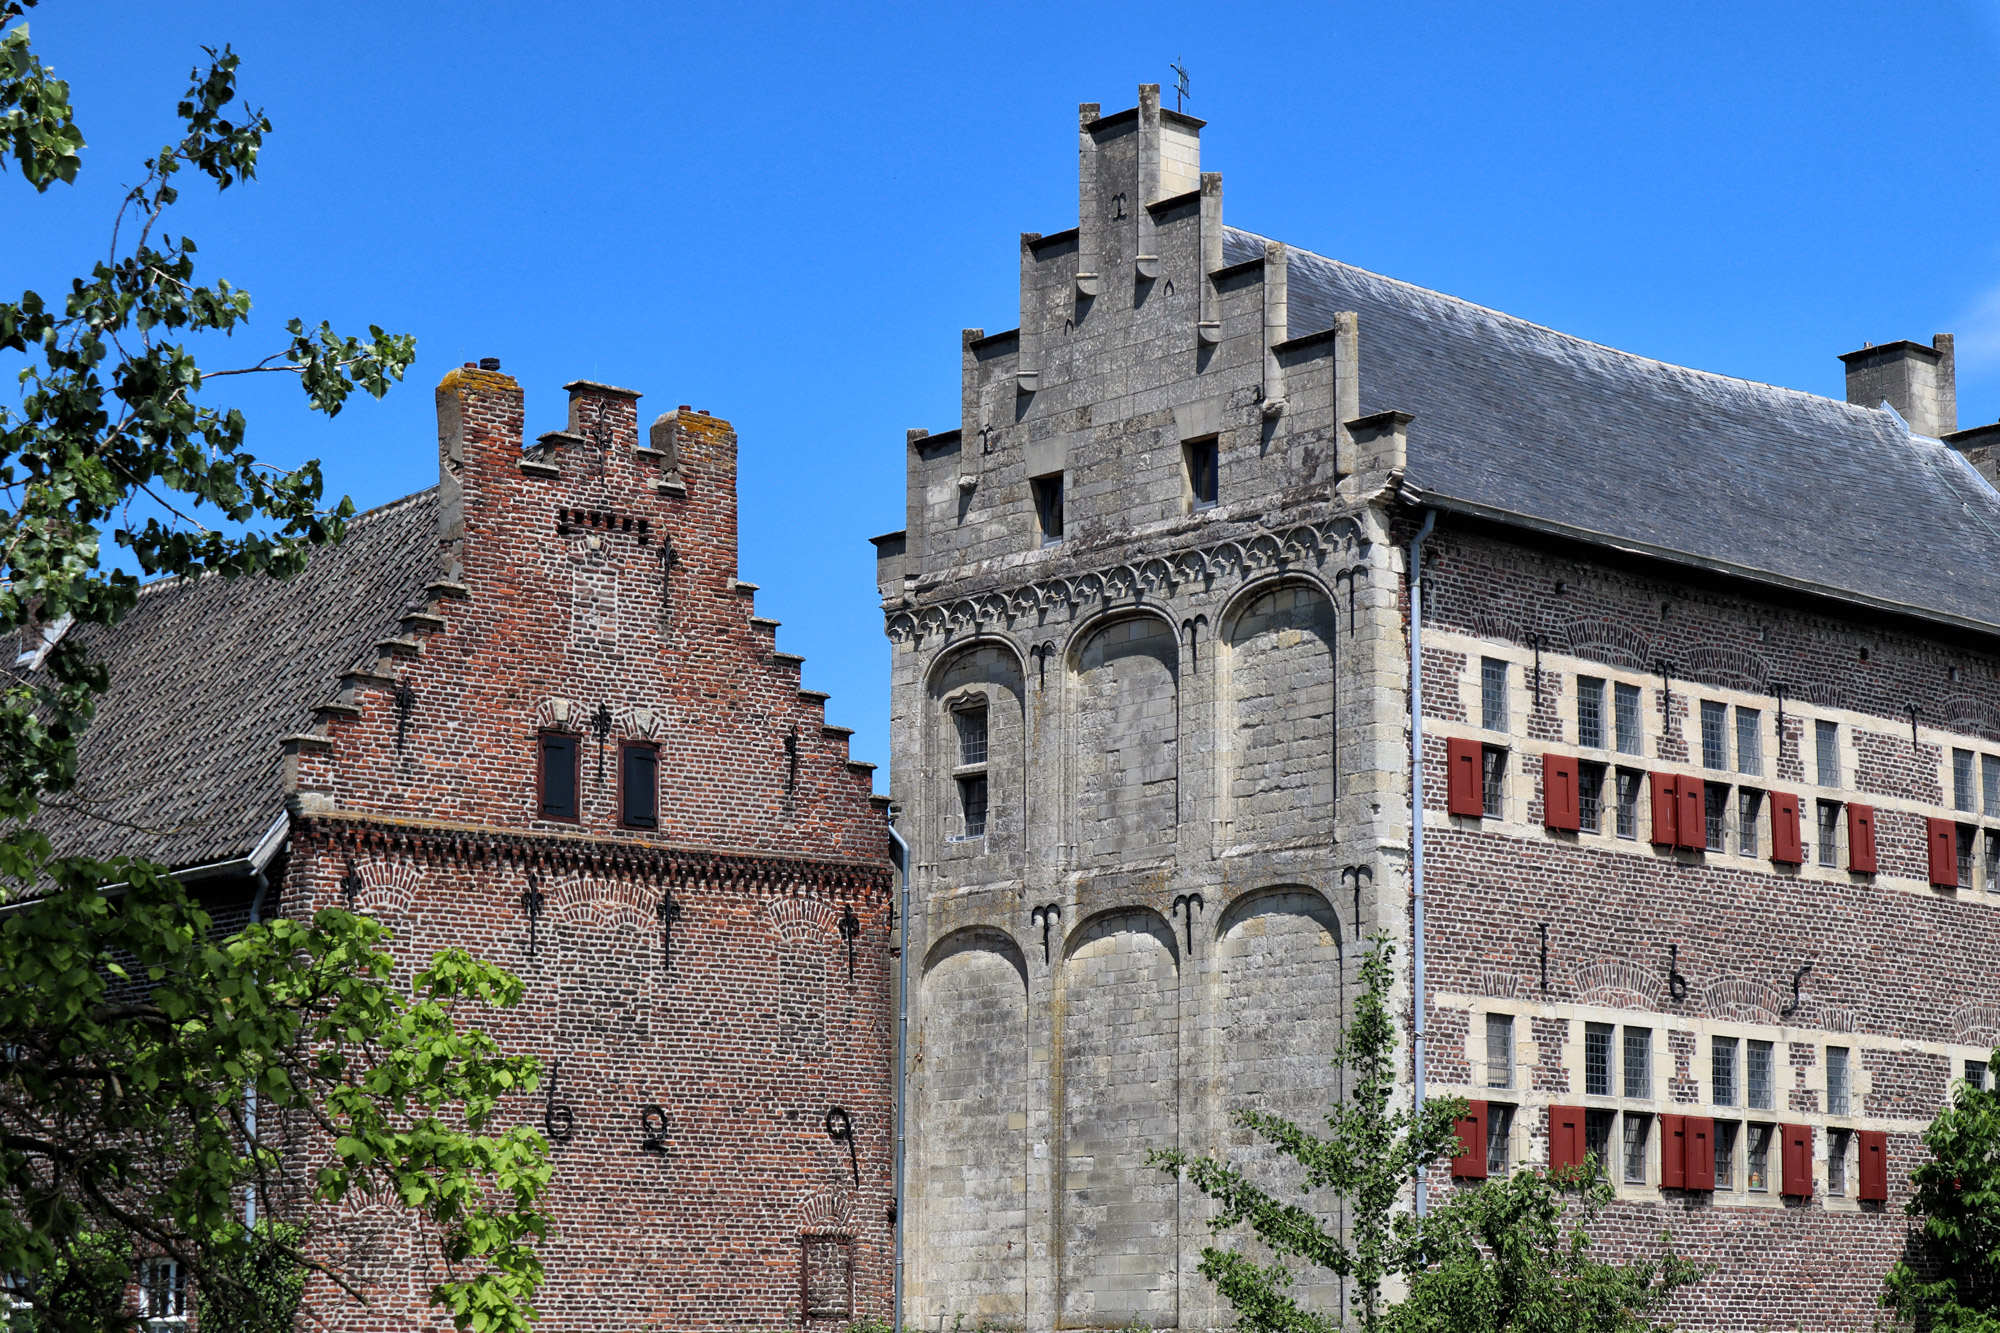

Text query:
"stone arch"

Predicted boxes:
[[926, 638, 1028, 857], [1210, 885, 1345, 1317], [1068, 612, 1181, 864], [911, 926, 1030, 1326], [1056, 907, 1180, 1327], [1220, 578, 1339, 847]]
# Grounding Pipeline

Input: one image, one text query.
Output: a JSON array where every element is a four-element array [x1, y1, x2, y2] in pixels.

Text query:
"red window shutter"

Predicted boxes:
[[1677, 777, 1706, 850], [1659, 1114, 1687, 1189], [1543, 753, 1579, 831], [1847, 804, 1878, 875], [1548, 1104, 1585, 1172], [1929, 817, 1959, 887], [1686, 1116, 1716, 1191], [1770, 792, 1803, 864], [1451, 1100, 1489, 1179], [1447, 738, 1484, 817], [1858, 1130, 1888, 1202], [1782, 1123, 1813, 1197], [1649, 772, 1678, 846]]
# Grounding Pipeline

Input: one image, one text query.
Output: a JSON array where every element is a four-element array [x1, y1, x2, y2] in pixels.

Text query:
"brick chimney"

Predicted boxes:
[[1840, 334, 1956, 437]]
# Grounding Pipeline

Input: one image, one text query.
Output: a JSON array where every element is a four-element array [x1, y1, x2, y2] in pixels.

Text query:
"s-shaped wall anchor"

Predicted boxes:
[[1031, 903, 1061, 965], [1171, 893, 1205, 957], [1780, 961, 1814, 1018]]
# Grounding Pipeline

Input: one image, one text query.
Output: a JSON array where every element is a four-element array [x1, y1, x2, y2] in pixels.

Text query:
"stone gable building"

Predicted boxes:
[[35, 369, 895, 1329], [875, 85, 2000, 1330]]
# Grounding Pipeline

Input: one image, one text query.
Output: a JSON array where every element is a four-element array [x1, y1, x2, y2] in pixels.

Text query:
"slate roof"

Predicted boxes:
[[1225, 228, 2000, 635], [29, 489, 442, 869]]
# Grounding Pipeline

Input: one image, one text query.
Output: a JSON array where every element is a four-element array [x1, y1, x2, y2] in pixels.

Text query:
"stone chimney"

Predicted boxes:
[[1840, 334, 1956, 437]]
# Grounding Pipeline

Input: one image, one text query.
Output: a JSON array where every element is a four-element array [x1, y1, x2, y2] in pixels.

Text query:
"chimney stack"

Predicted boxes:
[[1840, 334, 1956, 437]]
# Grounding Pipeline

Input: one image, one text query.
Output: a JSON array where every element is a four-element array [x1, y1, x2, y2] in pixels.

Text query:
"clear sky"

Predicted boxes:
[[9, 2, 2000, 785]]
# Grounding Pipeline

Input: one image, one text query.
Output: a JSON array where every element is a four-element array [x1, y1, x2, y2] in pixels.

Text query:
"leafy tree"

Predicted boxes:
[[1884, 1047, 2000, 1331], [1151, 935, 1467, 1332], [4, 1231, 128, 1331], [0, 6, 552, 1330], [1387, 1162, 1705, 1333]]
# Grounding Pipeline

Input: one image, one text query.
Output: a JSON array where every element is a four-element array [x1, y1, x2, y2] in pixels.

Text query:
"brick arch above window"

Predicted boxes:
[[1952, 1002, 2000, 1048], [1563, 619, 1651, 671], [1698, 976, 1790, 1025], [613, 703, 666, 740], [337, 859, 421, 915], [1681, 644, 1772, 693], [1571, 958, 1665, 1010], [793, 1188, 854, 1236], [765, 894, 843, 944], [531, 697, 580, 731]]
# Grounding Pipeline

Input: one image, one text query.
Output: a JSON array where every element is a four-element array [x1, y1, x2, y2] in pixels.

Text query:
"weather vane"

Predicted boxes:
[[1170, 57, 1190, 112]]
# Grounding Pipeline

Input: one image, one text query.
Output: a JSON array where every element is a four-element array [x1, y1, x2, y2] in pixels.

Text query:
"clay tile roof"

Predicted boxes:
[[29, 488, 442, 870], [1227, 228, 2000, 635]]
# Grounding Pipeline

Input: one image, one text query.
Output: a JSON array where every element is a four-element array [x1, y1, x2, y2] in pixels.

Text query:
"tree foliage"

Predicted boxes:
[[1388, 1163, 1705, 1333], [0, 6, 552, 1330], [1884, 1048, 2000, 1332], [1152, 935, 1467, 1331]]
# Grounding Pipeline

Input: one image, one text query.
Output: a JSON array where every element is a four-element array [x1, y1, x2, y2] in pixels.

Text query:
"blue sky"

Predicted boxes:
[[9, 2, 2000, 785]]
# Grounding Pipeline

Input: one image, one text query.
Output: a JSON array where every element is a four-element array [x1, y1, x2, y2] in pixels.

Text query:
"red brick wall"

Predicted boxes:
[[280, 368, 893, 1331]]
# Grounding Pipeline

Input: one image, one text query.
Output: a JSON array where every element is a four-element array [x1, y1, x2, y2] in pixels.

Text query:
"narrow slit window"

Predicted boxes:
[[1577, 676, 1605, 749], [1486, 1013, 1514, 1089], [1816, 719, 1840, 788], [1747, 1040, 1774, 1110], [1817, 801, 1840, 867], [1986, 831, 2000, 892], [1961, 823, 1977, 889], [1481, 658, 1509, 733], [539, 732, 579, 821], [1747, 1123, 1774, 1192], [1585, 1022, 1614, 1097], [1486, 1103, 1515, 1176], [1585, 1109, 1616, 1180], [1614, 769, 1640, 839], [1985, 753, 2000, 817], [1623, 1027, 1652, 1100], [1829, 1128, 1851, 1196], [1185, 438, 1219, 510], [1578, 761, 1605, 833], [1827, 1046, 1851, 1116], [1738, 789, 1762, 856], [1714, 1120, 1738, 1190], [1712, 1036, 1738, 1107], [1614, 682, 1643, 756], [1956, 749, 1977, 813], [1737, 707, 1763, 776], [1705, 785, 1728, 852], [1701, 700, 1729, 770], [1031, 472, 1064, 546], [957, 774, 988, 840], [1622, 1113, 1651, 1184], [1481, 746, 1506, 818], [620, 743, 659, 830]]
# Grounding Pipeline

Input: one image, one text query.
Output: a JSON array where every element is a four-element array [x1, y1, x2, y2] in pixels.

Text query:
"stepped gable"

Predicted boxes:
[[1226, 227, 2000, 633], [32, 491, 441, 869]]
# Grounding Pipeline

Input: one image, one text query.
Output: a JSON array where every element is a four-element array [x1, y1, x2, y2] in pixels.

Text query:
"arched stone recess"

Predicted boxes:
[[910, 927, 1030, 1328], [926, 638, 1028, 866], [546, 874, 655, 932], [1069, 614, 1180, 865], [1220, 578, 1338, 848], [765, 894, 841, 943], [350, 859, 420, 915], [1207, 886, 1346, 1316], [1055, 908, 1180, 1329]]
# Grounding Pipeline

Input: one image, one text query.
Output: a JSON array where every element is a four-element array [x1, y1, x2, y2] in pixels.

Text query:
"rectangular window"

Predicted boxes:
[[1956, 749, 1977, 813], [1712, 1037, 1738, 1107], [1615, 769, 1641, 839], [1962, 824, 1978, 891], [955, 706, 988, 766], [957, 774, 988, 839], [1615, 682, 1643, 755], [1738, 790, 1762, 856], [1578, 676, 1605, 748], [1486, 1104, 1514, 1176], [619, 743, 659, 829], [1816, 719, 1840, 788], [1828, 1046, 1851, 1116], [1737, 707, 1763, 776], [1986, 753, 2000, 817], [1482, 746, 1505, 818], [1185, 439, 1219, 510], [1481, 658, 1509, 733], [1968, 1059, 1989, 1090], [1624, 1028, 1652, 1100], [1585, 1109, 1617, 1180], [539, 732, 579, 821], [1714, 1120, 1739, 1190], [1705, 784, 1728, 852], [1031, 473, 1064, 545], [1987, 831, 2000, 893], [1487, 1013, 1514, 1089], [1817, 801, 1840, 867], [1747, 1123, 1775, 1192], [1829, 1128, 1851, 1196], [1747, 1040, 1774, 1110], [1578, 761, 1605, 833], [1585, 1022, 1614, 1098], [1701, 700, 1729, 771], [141, 1259, 187, 1322], [1622, 1113, 1651, 1184]]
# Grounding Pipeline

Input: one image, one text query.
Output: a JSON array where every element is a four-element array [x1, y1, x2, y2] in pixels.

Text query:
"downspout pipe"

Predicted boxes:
[[244, 868, 271, 1230], [885, 811, 911, 1331], [1409, 508, 1436, 1218]]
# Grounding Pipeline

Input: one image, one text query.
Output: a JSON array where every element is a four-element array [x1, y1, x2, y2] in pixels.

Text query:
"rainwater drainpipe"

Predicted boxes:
[[1408, 508, 1436, 1219], [244, 868, 271, 1230], [885, 811, 911, 1331]]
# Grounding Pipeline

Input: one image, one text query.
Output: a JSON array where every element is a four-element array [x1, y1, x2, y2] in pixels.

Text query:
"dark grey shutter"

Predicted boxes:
[[623, 745, 658, 828], [541, 734, 578, 819]]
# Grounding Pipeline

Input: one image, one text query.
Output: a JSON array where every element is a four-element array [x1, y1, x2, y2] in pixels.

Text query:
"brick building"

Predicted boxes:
[[36, 368, 895, 1329], [874, 85, 2000, 1330]]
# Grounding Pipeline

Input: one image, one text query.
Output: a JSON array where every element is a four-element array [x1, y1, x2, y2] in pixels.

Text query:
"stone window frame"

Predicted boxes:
[[1183, 435, 1220, 512], [1030, 472, 1064, 547], [943, 689, 992, 843]]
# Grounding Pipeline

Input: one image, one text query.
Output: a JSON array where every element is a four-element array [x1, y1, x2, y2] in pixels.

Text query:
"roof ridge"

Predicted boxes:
[[1229, 226, 1885, 425]]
